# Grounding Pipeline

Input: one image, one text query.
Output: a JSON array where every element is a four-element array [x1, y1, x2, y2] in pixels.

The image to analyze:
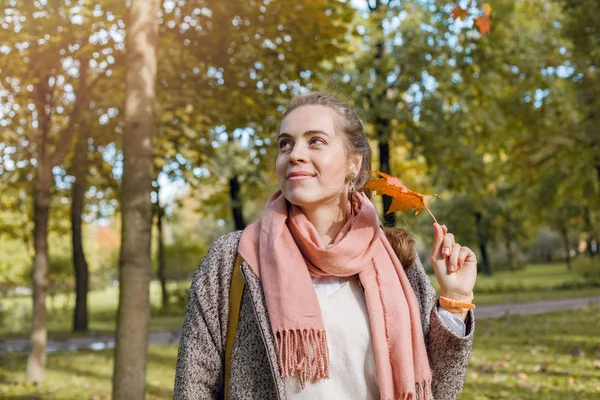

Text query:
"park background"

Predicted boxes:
[[0, 0, 599, 399]]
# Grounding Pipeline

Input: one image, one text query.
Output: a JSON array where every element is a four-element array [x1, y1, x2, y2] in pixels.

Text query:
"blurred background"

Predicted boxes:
[[0, 0, 599, 399]]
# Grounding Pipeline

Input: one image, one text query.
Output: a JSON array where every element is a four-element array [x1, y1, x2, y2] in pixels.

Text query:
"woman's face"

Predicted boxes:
[[276, 105, 356, 209]]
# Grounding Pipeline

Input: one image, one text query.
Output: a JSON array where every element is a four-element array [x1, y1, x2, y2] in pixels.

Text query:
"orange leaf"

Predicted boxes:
[[364, 170, 438, 223], [476, 16, 491, 35], [451, 5, 469, 21]]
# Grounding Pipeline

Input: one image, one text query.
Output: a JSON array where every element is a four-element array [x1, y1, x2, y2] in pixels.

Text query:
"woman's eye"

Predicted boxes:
[[279, 140, 292, 150], [310, 137, 326, 146]]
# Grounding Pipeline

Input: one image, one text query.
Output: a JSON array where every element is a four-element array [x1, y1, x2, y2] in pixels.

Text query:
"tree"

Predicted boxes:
[[70, 130, 90, 331], [158, 0, 353, 229], [111, 0, 159, 398], [0, 1, 117, 381]]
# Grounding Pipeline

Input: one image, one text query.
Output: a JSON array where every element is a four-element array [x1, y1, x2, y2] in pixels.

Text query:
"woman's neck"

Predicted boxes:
[[300, 196, 348, 247]]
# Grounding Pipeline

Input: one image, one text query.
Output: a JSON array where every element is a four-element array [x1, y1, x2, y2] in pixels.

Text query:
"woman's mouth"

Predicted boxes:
[[287, 172, 316, 181]]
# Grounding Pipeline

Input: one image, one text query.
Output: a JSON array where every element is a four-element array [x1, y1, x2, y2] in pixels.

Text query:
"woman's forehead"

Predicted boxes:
[[279, 105, 337, 135]]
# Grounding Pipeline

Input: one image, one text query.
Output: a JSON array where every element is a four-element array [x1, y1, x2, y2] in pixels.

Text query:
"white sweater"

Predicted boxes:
[[284, 275, 466, 399]]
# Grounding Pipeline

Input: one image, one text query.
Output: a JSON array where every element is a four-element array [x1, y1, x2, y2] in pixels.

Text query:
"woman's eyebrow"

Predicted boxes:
[[277, 130, 331, 140]]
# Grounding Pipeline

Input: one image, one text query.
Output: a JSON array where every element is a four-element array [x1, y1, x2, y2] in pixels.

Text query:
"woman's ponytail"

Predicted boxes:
[[383, 227, 416, 270]]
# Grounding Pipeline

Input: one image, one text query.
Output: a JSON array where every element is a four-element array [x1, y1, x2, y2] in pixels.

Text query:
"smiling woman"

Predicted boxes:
[[174, 92, 478, 400]]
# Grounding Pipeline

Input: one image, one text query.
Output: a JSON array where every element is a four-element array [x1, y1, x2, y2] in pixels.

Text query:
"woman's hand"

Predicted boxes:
[[430, 223, 477, 319]]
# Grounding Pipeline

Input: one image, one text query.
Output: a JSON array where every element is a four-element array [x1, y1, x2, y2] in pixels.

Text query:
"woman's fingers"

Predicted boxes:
[[448, 243, 461, 273], [441, 232, 454, 258], [457, 246, 471, 270], [431, 223, 445, 261]]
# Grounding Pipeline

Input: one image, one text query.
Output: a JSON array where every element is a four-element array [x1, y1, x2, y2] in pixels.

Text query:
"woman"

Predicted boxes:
[[174, 92, 477, 400]]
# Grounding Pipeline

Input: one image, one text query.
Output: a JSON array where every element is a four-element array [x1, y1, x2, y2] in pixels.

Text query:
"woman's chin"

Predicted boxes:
[[282, 190, 319, 208], [282, 189, 343, 209]]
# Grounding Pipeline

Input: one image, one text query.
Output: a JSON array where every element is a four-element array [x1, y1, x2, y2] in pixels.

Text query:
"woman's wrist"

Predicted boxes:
[[438, 290, 474, 323], [440, 289, 473, 302]]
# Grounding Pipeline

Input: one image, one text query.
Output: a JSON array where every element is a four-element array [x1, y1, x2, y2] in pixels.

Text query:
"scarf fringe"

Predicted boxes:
[[391, 379, 432, 400], [275, 329, 330, 388], [415, 378, 432, 400]]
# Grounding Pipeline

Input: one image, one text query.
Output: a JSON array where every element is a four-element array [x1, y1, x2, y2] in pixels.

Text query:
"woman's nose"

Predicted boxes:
[[289, 143, 307, 163]]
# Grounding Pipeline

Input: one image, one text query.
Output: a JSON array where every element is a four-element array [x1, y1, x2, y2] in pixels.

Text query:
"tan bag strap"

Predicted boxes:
[[224, 254, 245, 398]]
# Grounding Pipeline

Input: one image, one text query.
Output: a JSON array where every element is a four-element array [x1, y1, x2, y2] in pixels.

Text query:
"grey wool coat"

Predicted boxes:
[[173, 231, 475, 400]]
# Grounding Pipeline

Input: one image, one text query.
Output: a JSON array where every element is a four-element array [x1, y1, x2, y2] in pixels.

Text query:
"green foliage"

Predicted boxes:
[[155, 237, 207, 281], [572, 256, 600, 285]]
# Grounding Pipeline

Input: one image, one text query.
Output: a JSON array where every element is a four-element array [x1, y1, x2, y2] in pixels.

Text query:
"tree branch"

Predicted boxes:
[[50, 58, 105, 166]]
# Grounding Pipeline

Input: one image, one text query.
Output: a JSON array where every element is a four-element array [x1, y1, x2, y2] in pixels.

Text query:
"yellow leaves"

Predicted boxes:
[[364, 170, 438, 223], [482, 3, 492, 16]]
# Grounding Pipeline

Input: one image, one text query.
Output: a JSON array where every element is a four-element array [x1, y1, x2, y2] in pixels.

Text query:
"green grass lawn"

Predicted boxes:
[[0, 344, 178, 399], [460, 304, 600, 400], [2, 306, 599, 399], [1, 262, 598, 340], [0, 282, 188, 339], [427, 262, 600, 305]]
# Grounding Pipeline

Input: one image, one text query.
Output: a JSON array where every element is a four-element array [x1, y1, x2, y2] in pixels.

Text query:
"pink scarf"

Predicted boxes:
[[238, 191, 432, 400]]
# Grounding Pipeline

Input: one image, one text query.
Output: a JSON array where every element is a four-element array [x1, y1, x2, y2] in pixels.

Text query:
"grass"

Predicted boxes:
[[460, 304, 600, 400], [0, 282, 187, 339], [2, 306, 599, 399], [427, 262, 600, 305], [0, 344, 178, 399], [1, 262, 599, 340]]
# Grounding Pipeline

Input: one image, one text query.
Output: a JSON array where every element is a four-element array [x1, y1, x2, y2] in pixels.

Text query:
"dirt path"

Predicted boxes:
[[474, 295, 600, 318], [2, 296, 599, 355]]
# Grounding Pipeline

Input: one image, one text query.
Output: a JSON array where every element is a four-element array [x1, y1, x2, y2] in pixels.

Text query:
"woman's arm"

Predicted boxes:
[[407, 253, 475, 400], [173, 232, 241, 399]]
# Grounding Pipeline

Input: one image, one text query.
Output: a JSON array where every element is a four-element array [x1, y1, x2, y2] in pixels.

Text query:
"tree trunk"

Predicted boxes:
[[371, 3, 395, 227], [26, 165, 52, 382], [583, 206, 595, 257], [560, 222, 572, 270], [378, 127, 396, 227], [112, 1, 159, 399], [474, 211, 491, 275], [505, 237, 514, 271], [229, 175, 246, 230], [72, 133, 89, 332], [156, 193, 168, 310]]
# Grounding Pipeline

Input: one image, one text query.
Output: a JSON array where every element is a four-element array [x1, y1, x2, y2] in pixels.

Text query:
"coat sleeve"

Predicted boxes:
[[407, 253, 475, 400], [173, 232, 241, 399]]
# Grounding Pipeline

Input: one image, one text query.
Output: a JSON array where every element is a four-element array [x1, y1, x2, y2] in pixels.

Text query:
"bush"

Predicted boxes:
[[572, 256, 600, 284]]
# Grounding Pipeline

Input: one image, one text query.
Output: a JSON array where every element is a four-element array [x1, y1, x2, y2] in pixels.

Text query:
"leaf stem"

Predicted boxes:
[[424, 204, 438, 225]]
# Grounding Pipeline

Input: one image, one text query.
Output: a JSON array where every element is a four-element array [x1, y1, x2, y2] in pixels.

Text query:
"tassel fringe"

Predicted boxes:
[[392, 379, 432, 400], [416, 378, 432, 400], [275, 329, 330, 388]]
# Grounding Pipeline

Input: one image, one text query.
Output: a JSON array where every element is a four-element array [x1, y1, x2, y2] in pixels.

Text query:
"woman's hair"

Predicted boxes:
[[283, 92, 417, 269]]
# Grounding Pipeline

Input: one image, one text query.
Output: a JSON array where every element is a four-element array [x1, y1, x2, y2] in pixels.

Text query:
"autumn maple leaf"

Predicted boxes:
[[364, 170, 439, 223], [451, 5, 469, 21]]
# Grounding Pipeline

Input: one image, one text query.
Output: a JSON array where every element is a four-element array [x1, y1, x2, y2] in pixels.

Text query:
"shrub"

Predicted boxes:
[[572, 256, 600, 285]]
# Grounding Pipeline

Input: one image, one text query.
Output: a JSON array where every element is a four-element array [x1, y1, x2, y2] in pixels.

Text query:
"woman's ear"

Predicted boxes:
[[349, 154, 362, 176]]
